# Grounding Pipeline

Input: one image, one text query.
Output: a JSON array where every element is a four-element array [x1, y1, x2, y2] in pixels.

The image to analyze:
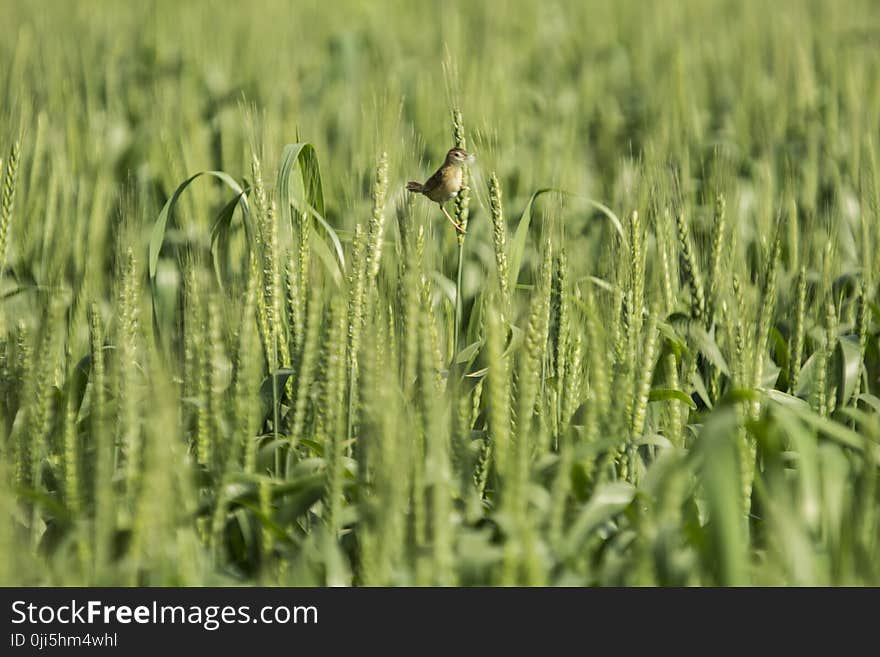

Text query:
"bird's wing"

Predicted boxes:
[[420, 167, 446, 194]]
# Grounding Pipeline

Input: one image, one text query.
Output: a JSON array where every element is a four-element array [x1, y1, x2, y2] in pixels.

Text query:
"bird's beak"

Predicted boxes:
[[466, 152, 476, 164]]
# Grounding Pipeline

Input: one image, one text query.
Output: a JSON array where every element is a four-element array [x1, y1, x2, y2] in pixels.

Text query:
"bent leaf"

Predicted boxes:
[[649, 387, 697, 409]]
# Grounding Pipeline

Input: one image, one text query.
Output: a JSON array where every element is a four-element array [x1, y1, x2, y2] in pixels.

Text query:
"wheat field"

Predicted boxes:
[[1, 0, 879, 585]]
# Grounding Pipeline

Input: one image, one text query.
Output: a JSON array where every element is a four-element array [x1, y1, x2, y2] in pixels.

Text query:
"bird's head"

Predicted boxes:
[[445, 147, 475, 166]]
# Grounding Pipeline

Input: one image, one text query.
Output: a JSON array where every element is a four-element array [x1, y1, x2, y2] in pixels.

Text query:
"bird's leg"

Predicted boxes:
[[440, 204, 465, 233]]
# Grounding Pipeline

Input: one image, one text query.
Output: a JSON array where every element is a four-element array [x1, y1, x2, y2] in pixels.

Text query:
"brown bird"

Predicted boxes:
[[406, 147, 475, 233]]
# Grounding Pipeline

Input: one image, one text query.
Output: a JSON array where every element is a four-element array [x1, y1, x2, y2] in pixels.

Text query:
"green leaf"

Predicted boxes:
[[721, 388, 761, 404], [465, 367, 489, 379], [210, 189, 250, 290], [310, 206, 346, 276], [277, 142, 324, 226], [689, 325, 730, 377], [770, 398, 878, 457], [649, 387, 697, 409], [835, 335, 862, 405], [274, 473, 328, 525], [795, 352, 820, 398], [769, 326, 790, 385], [68, 353, 92, 416], [309, 221, 345, 285], [508, 188, 557, 290], [837, 407, 880, 434], [636, 433, 675, 448], [857, 393, 880, 414], [692, 370, 713, 409], [580, 197, 626, 244], [564, 482, 636, 555], [696, 408, 748, 585], [148, 170, 250, 339], [503, 323, 524, 358], [657, 320, 689, 357], [764, 388, 811, 410], [149, 170, 249, 282], [509, 191, 626, 293], [455, 340, 482, 364], [276, 143, 345, 278], [465, 289, 484, 346], [259, 367, 296, 423]]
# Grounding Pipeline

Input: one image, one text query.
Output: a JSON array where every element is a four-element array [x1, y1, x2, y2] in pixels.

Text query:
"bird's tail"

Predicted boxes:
[[406, 181, 423, 193]]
